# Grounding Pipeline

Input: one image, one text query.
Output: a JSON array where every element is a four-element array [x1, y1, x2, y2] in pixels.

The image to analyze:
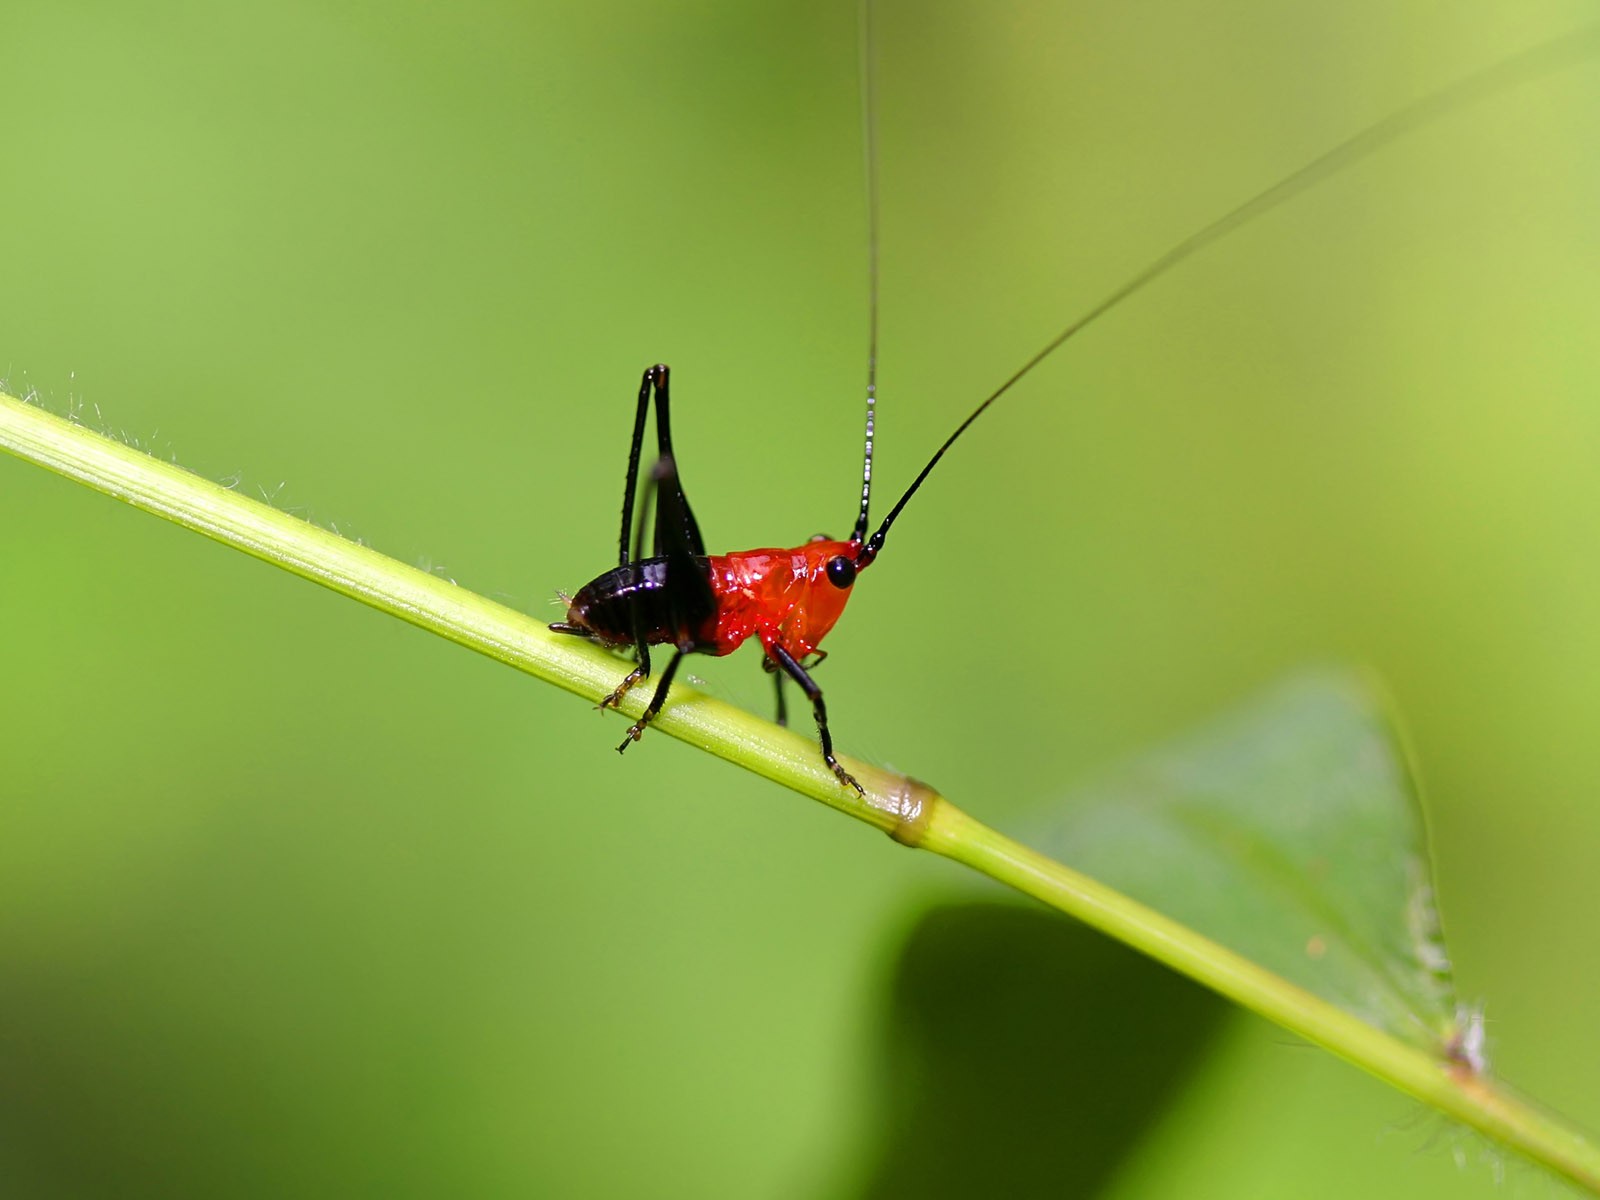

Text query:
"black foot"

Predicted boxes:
[[830, 758, 864, 795]]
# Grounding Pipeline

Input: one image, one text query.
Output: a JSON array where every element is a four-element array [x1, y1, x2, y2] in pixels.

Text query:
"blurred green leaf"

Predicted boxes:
[[856, 905, 1228, 1199], [1029, 671, 1459, 1053]]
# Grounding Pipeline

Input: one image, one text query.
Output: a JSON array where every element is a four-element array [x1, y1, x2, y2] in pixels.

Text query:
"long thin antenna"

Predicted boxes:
[[850, 0, 882, 545], [854, 21, 1600, 568]]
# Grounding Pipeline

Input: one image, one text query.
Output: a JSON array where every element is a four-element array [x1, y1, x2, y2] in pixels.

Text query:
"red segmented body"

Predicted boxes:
[[701, 541, 861, 659]]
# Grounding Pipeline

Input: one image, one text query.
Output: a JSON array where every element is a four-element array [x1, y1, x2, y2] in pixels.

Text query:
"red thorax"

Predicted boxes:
[[701, 539, 861, 659]]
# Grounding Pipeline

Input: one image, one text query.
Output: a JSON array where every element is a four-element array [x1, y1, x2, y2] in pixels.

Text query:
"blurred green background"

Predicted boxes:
[[4, 0, 1598, 1195]]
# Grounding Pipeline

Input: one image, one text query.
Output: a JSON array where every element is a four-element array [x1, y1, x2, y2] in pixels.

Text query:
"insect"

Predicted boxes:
[[551, 6, 1594, 793], [549, 360, 883, 793]]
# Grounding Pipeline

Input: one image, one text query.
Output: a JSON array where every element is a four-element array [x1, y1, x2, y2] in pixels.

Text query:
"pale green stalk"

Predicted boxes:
[[3, 390, 1597, 1194]]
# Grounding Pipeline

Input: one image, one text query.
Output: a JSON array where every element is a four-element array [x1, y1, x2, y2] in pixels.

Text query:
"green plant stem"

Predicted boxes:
[[3, 390, 1598, 1194], [922, 804, 1600, 1192]]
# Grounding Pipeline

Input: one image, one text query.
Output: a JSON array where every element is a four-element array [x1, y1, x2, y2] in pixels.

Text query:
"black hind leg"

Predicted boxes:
[[617, 648, 685, 751]]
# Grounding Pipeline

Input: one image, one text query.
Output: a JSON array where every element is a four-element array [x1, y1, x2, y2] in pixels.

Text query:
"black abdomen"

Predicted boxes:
[[558, 556, 714, 648]]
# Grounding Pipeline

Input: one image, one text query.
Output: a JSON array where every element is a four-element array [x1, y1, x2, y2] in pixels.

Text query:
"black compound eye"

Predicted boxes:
[[825, 555, 857, 590]]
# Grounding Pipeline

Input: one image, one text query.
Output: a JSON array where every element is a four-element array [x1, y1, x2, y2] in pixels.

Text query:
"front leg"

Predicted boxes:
[[768, 644, 862, 794], [762, 656, 789, 727]]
